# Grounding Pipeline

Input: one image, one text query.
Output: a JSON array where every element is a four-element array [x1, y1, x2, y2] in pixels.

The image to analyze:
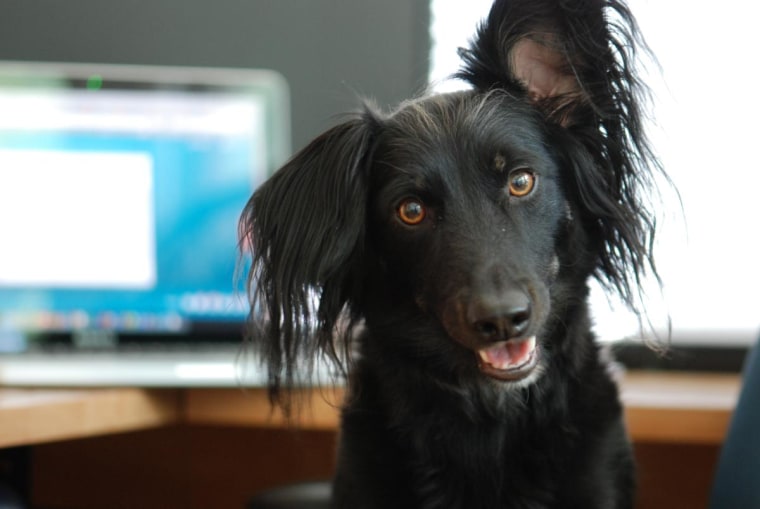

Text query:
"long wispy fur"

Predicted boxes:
[[242, 118, 374, 406], [240, 0, 663, 506]]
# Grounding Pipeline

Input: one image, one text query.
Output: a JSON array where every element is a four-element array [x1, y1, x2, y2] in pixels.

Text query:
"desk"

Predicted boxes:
[[0, 371, 742, 447], [0, 371, 742, 509], [0, 388, 180, 448], [183, 370, 743, 443]]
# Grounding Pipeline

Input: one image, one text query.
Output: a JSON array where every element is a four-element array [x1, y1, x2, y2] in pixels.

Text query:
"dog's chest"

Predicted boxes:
[[404, 419, 562, 508]]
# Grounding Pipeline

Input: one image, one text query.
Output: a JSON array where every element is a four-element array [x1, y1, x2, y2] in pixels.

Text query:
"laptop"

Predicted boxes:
[[0, 61, 290, 387]]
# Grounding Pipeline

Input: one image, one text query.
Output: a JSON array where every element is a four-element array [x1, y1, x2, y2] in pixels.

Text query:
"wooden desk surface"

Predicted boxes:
[[620, 371, 741, 444], [0, 370, 743, 448], [0, 388, 181, 448], [183, 370, 743, 444]]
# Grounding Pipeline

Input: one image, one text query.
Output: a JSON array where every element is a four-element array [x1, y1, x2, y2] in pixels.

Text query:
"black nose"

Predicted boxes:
[[468, 289, 532, 341]]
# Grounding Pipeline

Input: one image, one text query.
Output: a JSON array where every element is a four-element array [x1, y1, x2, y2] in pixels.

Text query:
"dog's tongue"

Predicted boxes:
[[477, 337, 536, 371]]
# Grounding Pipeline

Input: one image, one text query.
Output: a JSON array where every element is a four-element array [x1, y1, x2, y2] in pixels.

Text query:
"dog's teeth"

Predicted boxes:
[[477, 348, 499, 364]]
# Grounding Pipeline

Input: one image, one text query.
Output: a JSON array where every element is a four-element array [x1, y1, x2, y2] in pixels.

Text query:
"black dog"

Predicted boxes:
[[240, 0, 661, 507]]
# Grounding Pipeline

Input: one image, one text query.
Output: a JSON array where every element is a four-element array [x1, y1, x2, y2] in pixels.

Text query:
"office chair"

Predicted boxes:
[[708, 337, 760, 509], [246, 480, 331, 509]]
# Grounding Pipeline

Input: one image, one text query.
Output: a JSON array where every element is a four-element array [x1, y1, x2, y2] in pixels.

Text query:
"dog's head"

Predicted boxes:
[[362, 92, 566, 388], [240, 0, 660, 403]]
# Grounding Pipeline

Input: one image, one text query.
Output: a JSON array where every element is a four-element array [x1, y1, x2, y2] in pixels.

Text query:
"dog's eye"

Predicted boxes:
[[508, 169, 536, 197], [397, 199, 426, 225]]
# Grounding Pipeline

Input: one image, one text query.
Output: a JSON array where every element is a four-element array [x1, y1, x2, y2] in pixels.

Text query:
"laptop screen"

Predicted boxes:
[[0, 62, 289, 350]]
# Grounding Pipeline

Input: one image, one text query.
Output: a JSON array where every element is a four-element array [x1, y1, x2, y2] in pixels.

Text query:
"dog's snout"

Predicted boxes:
[[468, 289, 532, 342]]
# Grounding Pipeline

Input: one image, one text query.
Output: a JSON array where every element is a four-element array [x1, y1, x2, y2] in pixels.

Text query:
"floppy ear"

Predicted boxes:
[[458, 0, 662, 309], [239, 114, 377, 404]]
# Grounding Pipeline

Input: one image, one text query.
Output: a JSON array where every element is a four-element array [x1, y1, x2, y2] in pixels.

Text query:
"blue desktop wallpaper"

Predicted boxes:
[[0, 131, 259, 333]]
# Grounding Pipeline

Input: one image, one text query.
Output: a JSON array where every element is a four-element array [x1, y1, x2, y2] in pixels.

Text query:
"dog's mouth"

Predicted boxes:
[[476, 336, 539, 381]]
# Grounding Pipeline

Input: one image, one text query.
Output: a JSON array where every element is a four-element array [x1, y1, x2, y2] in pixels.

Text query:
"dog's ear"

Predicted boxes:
[[459, 0, 662, 309], [457, 0, 643, 127], [239, 113, 378, 407]]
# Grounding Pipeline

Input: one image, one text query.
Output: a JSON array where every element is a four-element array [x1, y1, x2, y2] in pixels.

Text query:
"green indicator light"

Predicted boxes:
[[86, 74, 103, 90]]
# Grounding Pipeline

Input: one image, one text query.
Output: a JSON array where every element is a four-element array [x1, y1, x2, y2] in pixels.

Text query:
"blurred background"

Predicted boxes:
[[0, 0, 430, 152]]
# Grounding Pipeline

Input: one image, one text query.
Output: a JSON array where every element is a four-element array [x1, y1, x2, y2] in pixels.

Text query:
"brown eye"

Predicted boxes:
[[398, 199, 426, 225], [508, 169, 536, 197]]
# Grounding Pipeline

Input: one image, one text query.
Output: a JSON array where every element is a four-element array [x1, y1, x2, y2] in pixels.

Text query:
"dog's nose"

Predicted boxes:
[[468, 289, 532, 341]]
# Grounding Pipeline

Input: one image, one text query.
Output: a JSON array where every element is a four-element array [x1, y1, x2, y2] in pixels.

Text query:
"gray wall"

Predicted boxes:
[[0, 0, 431, 152]]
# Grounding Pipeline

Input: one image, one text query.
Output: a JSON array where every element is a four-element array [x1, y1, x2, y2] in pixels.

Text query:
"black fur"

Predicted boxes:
[[239, 0, 661, 507]]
